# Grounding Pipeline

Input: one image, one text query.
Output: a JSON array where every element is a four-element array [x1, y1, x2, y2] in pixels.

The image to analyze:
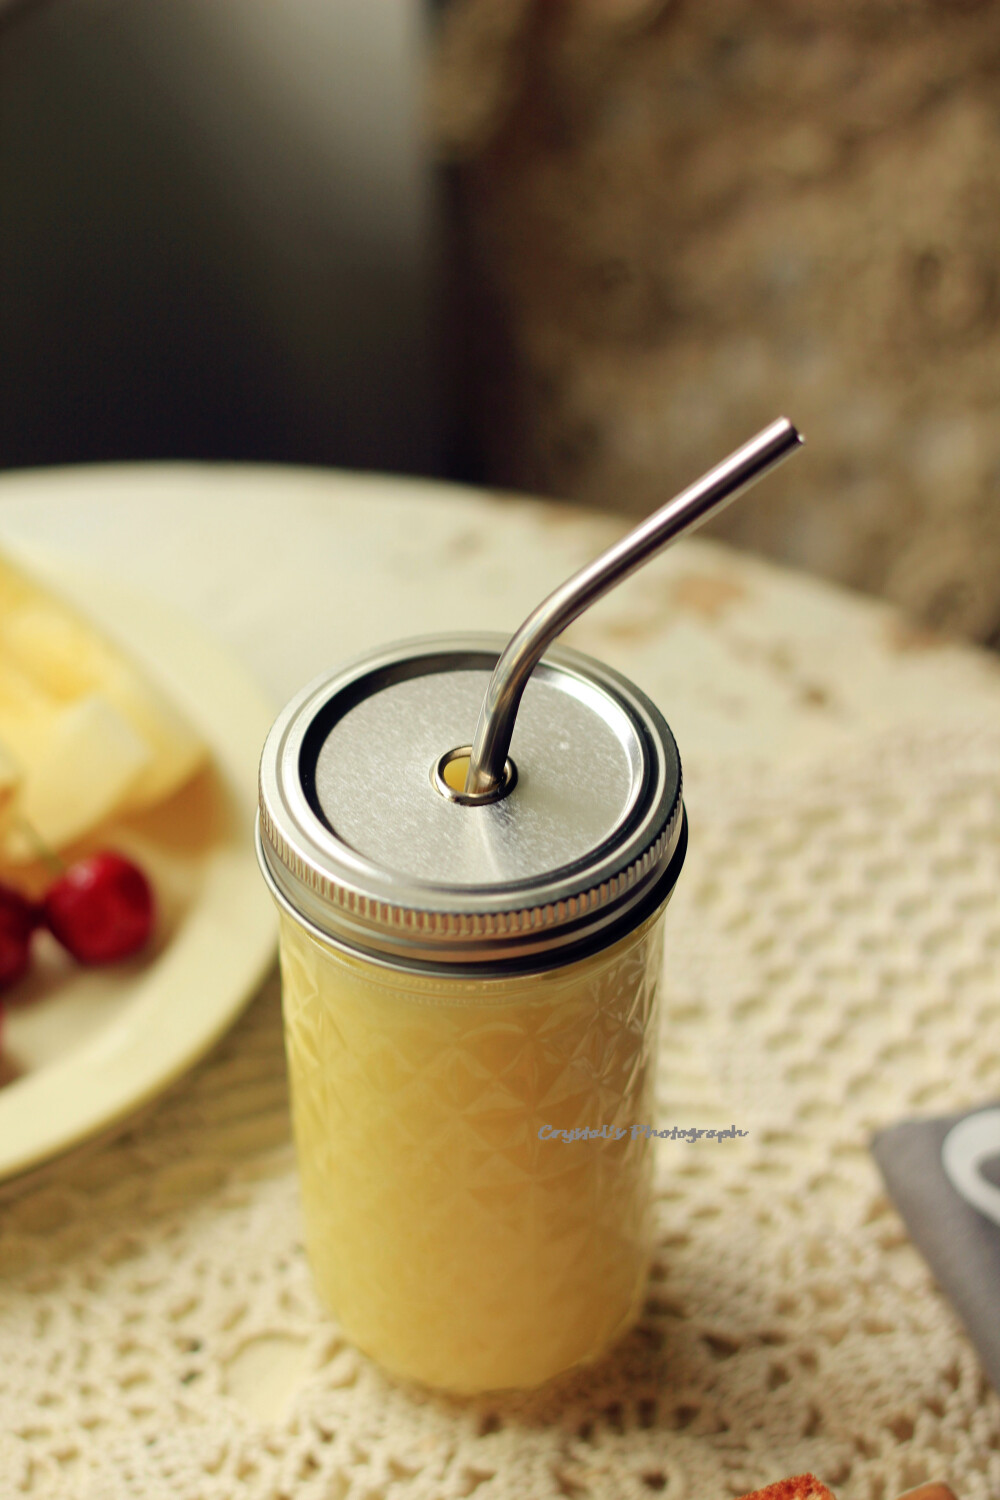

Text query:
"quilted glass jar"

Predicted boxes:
[[257, 635, 687, 1394]]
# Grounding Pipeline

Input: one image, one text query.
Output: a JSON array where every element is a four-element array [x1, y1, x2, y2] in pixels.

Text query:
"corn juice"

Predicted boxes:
[[279, 906, 666, 1394]]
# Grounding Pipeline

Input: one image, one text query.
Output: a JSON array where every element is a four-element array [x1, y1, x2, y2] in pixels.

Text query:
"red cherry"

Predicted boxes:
[[0, 881, 38, 990], [43, 853, 154, 965]]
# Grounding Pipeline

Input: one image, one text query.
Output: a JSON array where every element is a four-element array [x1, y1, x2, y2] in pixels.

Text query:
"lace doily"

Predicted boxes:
[[2, 728, 999, 1500]]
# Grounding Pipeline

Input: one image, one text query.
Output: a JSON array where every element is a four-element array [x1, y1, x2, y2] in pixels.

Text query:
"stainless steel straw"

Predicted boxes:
[[464, 416, 804, 798]]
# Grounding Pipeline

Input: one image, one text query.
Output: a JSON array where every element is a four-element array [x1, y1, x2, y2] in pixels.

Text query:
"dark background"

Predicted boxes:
[[0, 0, 447, 476]]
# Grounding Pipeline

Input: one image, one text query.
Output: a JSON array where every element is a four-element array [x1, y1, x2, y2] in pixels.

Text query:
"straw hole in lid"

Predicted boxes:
[[432, 746, 518, 807]]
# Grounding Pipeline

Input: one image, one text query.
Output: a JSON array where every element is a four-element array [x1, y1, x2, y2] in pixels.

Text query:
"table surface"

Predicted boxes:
[[1, 464, 999, 1500], [1, 464, 998, 776]]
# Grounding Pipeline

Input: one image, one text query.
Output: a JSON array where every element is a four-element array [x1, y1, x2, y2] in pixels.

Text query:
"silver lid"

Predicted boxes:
[[257, 634, 685, 971]]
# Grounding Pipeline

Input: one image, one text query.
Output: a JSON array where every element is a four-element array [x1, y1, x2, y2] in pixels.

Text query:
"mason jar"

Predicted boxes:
[[256, 634, 686, 1394]]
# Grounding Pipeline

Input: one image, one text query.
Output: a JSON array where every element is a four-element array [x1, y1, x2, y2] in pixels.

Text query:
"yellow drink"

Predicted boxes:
[[279, 905, 667, 1393], [258, 635, 686, 1394]]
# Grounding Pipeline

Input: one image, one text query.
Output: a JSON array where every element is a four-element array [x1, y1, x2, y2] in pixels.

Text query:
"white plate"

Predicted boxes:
[[0, 548, 278, 1183]]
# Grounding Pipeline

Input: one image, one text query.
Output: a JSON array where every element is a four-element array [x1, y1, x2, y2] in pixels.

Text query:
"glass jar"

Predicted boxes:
[[257, 635, 686, 1394]]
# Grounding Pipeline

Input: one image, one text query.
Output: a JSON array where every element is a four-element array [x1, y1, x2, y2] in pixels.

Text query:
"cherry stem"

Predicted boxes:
[[11, 817, 65, 879]]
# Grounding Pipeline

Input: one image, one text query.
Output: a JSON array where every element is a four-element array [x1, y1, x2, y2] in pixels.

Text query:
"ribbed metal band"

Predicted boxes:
[[258, 782, 682, 958]]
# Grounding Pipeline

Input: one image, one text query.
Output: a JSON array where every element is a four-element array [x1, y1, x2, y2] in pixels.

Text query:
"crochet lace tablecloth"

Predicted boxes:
[[2, 724, 999, 1500]]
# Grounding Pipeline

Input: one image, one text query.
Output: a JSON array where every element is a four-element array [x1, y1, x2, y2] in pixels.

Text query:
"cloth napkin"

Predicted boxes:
[[872, 1103, 1000, 1391]]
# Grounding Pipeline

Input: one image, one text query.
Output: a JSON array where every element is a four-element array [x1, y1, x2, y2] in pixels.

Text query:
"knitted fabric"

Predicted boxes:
[[1, 729, 997, 1499]]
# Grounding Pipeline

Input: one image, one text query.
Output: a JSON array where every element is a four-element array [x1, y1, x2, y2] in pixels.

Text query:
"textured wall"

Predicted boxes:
[[432, 0, 1000, 644]]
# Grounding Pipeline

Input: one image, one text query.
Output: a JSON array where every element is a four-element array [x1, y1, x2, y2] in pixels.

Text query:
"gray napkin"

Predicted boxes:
[[872, 1103, 1000, 1391]]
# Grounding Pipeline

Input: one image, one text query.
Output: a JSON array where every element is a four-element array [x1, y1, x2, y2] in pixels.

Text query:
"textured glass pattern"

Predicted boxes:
[[278, 909, 667, 1394]]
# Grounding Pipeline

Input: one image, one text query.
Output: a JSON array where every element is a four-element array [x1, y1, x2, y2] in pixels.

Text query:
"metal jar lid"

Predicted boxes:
[[257, 633, 686, 972]]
